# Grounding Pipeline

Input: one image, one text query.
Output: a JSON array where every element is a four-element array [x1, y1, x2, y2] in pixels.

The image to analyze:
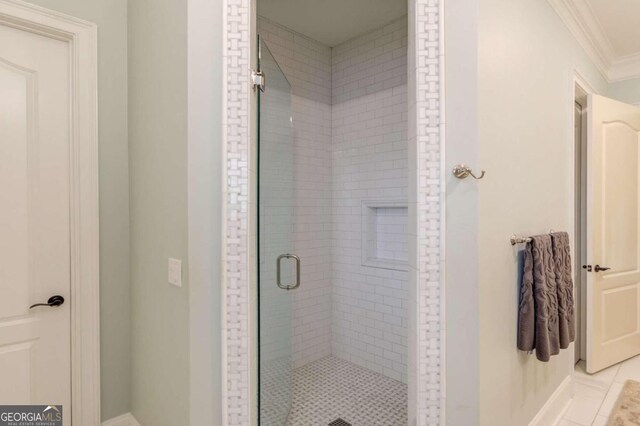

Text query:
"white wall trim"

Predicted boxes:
[[574, 68, 599, 98], [0, 1, 100, 424], [528, 376, 573, 426], [547, 0, 640, 82], [102, 413, 141, 426], [572, 70, 596, 368]]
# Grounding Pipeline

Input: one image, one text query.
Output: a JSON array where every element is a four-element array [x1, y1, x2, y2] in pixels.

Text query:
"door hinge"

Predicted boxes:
[[252, 69, 265, 92]]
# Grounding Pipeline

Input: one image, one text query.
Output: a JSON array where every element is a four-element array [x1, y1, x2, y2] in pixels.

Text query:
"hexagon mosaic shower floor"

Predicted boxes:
[[282, 356, 408, 426]]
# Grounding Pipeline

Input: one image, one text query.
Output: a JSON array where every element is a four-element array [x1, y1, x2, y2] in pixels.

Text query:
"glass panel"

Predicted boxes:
[[258, 36, 295, 426]]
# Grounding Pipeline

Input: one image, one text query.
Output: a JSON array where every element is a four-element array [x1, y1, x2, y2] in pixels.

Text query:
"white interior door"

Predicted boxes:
[[586, 94, 640, 373], [0, 21, 72, 421]]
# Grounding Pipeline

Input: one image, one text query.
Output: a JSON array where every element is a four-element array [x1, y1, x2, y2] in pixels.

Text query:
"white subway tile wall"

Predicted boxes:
[[257, 17, 332, 105], [258, 18, 407, 381], [291, 97, 333, 367], [332, 17, 408, 104], [260, 16, 409, 382], [258, 17, 334, 368], [332, 18, 409, 383]]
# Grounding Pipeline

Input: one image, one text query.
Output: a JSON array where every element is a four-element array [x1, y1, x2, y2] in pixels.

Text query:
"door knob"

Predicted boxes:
[[594, 265, 611, 272], [29, 295, 64, 309]]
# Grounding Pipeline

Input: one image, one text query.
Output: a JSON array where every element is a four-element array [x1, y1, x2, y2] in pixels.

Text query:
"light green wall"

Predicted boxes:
[[445, 0, 479, 423], [22, 0, 131, 421], [608, 78, 640, 105], [128, 0, 190, 424], [19, 1, 219, 423], [186, 0, 224, 423], [476, 0, 607, 424]]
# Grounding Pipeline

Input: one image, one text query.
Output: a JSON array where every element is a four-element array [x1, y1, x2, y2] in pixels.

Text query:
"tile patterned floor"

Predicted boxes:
[[261, 356, 293, 425], [557, 355, 640, 425], [278, 356, 407, 426]]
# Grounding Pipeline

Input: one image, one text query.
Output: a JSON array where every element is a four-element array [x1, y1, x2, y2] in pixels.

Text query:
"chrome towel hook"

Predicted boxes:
[[452, 164, 486, 180]]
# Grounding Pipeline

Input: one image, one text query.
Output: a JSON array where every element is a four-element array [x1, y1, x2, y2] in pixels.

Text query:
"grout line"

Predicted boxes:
[[592, 363, 621, 422], [565, 361, 624, 425]]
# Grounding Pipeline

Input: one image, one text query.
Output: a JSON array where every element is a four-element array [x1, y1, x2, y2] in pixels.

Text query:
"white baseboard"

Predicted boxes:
[[102, 413, 141, 426], [528, 376, 573, 426]]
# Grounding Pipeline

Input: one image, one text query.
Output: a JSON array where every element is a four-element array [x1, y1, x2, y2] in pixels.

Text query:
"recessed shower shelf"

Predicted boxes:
[[361, 200, 408, 272]]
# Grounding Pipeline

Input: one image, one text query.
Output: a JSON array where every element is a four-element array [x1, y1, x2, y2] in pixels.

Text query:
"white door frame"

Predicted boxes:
[[0, 1, 100, 423], [571, 70, 597, 368], [221, 0, 446, 425]]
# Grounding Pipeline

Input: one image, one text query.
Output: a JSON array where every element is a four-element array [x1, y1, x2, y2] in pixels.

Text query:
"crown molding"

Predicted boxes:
[[610, 52, 640, 82], [546, 0, 613, 77], [547, 0, 640, 82]]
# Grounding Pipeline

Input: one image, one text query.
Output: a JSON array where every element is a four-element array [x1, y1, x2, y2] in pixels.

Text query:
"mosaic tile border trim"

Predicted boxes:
[[223, 0, 253, 424], [222, 0, 444, 424], [413, 1, 445, 423]]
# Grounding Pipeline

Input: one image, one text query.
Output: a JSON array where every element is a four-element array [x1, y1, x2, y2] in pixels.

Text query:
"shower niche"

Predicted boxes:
[[361, 200, 408, 271]]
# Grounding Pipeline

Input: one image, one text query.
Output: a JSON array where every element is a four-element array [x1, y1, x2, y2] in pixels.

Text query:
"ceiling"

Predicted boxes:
[[257, 0, 407, 47], [586, 0, 640, 58], [548, 0, 640, 81]]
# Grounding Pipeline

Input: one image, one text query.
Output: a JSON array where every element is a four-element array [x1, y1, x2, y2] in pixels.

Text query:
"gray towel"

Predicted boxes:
[[551, 232, 576, 348], [517, 233, 575, 361], [517, 243, 536, 353]]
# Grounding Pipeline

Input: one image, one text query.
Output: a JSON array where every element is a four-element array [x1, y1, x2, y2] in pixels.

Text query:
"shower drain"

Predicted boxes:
[[328, 419, 352, 426]]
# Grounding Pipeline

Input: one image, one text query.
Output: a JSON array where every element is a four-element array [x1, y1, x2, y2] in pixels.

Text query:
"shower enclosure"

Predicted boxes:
[[257, 36, 298, 425], [256, 12, 412, 423]]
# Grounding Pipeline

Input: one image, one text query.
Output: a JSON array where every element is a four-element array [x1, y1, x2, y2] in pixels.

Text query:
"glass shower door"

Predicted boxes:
[[257, 36, 297, 426]]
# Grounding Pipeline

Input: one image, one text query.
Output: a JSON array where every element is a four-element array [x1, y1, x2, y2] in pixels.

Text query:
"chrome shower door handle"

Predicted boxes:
[[276, 254, 300, 290]]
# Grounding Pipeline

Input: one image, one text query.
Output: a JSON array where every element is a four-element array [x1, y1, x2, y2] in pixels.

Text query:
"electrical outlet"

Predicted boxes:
[[168, 258, 182, 287]]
